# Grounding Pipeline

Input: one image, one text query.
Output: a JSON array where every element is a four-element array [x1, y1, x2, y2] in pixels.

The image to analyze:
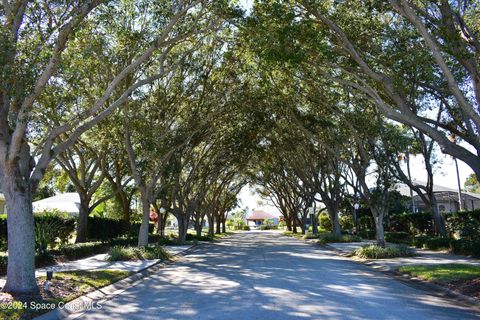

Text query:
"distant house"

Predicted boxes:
[[32, 193, 80, 216], [246, 210, 278, 227], [396, 180, 480, 213]]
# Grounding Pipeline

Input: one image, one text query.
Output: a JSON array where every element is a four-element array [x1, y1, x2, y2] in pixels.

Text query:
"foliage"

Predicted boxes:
[[353, 245, 415, 259], [384, 232, 412, 245], [185, 234, 214, 242], [464, 174, 480, 193], [87, 216, 130, 242], [423, 237, 451, 251], [319, 213, 332, 230], [106, 246, 171, 261], [34, 218, 65, 255], [60, 242, 107, 260], [339, 215, 353, 230], [398, 264, 480, 282], [318, 233, 361, 244], [260, 225, 278, 230], [444, 210, 480, 240], [449, 239, 480, 257], [359, 229, 376, 240]]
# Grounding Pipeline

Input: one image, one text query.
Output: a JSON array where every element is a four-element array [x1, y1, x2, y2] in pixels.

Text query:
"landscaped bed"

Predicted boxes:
[[398, 264, 480, 299], [0, 270, 133, 320]]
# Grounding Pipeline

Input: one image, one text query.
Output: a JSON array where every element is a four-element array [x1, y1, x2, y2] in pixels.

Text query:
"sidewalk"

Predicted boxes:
[[0, 245, 193, 289], [327, 241, 480, 270]]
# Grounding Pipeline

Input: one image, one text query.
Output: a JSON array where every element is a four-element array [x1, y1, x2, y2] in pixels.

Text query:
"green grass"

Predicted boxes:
[[0, 270, 133, 320], [353, 244, 415, 259], [398, 264, 480, 282], [106, 245, 172, 261]]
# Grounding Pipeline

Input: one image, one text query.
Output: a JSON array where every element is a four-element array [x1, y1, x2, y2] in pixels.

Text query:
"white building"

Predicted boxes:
[[32, 193, 80, 216]]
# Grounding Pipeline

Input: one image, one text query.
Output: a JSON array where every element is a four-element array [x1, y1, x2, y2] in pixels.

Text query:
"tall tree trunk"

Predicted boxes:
[[221, 215, 226, 233], [429, 194, 446, 236], [285, 215, 292, 231], [3, 177, 38, 294], [208, 215, 214, 236], [215, 215, 221, 234], [177, 215, 188, 242], [372, 208, 386, 247], [75, 194, 90, 243], [329, 208, 341, 238], [195, 218, 202, 237], [137, 194, 150, 247], [118, 192, 131, 226], [292, 216, 298, 234]]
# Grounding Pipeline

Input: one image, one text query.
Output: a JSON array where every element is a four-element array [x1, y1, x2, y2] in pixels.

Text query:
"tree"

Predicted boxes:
[[0, 0, 226, 294]]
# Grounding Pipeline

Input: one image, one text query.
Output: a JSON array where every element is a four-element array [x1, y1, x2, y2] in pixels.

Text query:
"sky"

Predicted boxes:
[[234, 0, 474, 215]]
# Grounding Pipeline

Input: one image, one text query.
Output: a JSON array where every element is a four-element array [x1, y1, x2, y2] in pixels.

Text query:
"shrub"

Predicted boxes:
[[385, 232, 412, 245], [359, 229, 376, 240], [129, 222, 155, 238], [444, 210, 480, 240], [260, 225, 278, 230], [88, 217, 129, 241], [61, 242, 107, 260], [106, 245, 171, 261], [412, 235, 430, 248], [185, 234, 213, 241], [423, 237, 451, 250], [318, 233, 361, 244], [242, 226, 250, 231], [339, 215, 353, 230], [319, 213, 332, 230], [35, 218, 65, 254], [449, 239, 480, 257], [0, 255, 7, 274], [0, 211, 76, 251], [353, 244, 415, 259]]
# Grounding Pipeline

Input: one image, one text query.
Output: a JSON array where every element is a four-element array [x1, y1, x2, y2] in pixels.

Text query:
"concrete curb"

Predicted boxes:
[[319, 242, 480, 312], [35, 244, 199, 320]]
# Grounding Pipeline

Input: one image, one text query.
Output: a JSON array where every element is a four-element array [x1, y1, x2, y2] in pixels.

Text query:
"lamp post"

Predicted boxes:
[[449, 134, 464, 211], [353, 203, 359, 235], [309, 206, 316, 235], [159, 207, 166, 237]]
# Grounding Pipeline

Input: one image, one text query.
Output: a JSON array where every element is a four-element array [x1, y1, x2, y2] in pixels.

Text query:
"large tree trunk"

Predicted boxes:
[[137, 194, 150, 247], [195, 218, 202, 237], [292, 216, 298, 234], [3, 177, 38, 294], [372, 208, 386, 247], [118, 192, 131, 226], [429, 194, 446, 236], [157, 211, 168, 237], [215, 215, 221, 234], [221, 215, 226, 233], [75, 194, 90, 243], [208, 215, 214, 236], [177, 215, 188, 242], [330, 210, 341, 238]]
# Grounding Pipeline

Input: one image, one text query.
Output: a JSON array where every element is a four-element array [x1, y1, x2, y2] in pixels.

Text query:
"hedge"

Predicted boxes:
[[87, 216, 129, 241], [0, 212, 76, 251], [384, 231, 411, 244]]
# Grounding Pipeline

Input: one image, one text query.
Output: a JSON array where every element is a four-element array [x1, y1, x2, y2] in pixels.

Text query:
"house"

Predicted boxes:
[[32, 193, 80, 216], [246, 210, 279, 227], [396, 180, 480, 213]]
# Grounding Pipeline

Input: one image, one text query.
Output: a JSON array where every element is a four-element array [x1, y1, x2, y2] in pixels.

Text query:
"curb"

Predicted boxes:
[[319, 242, 480, 312], [35, 244, 198, 320]]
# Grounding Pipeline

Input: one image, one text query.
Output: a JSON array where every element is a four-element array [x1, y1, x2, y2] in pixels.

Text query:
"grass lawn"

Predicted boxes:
[[398, 264, 480, 299], [398, 264, 480, 282], [0, 270, 133, 320]]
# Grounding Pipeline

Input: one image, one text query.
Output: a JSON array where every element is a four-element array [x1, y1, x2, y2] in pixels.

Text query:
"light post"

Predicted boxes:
[[309, 206, 316, 235], [449, 134, 464, 211], [159, 207, 166, 237], [353, 203, 359, 235]]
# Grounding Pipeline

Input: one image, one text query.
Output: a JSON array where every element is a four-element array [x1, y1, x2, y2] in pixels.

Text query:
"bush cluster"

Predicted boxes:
[[107, 245, 171, 261], [318, 233, 361, 244], [260, 225, 278, 230], [353, 244, 415, 259], [384, 232, 412, 245]]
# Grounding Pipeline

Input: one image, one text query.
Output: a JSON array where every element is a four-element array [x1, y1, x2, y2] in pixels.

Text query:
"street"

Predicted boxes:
[[77, 231, 479, 319]]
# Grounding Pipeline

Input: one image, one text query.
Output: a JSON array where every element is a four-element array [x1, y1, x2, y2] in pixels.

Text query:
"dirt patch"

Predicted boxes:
[[444, 278, 480, 299]]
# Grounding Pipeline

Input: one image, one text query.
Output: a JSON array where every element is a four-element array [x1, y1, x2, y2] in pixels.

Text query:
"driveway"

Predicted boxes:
[[75, 231, 479, 320]]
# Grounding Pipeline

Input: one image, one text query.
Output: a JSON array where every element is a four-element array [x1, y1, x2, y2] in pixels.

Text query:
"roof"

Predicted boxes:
[[246, 210, 277, 220], [32, 193, 80, 216], [395, 180, 480, 200]]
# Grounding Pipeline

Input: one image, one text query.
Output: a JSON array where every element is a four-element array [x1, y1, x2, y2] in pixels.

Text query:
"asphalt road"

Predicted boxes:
[[77, 231, 480, 320]]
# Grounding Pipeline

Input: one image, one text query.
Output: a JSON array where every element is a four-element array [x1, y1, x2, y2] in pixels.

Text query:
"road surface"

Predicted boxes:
[[77, 231, 479, 320]]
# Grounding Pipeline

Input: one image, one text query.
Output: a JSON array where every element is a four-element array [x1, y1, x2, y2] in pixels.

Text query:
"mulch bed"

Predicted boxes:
[[444, 278, 480, 299]]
